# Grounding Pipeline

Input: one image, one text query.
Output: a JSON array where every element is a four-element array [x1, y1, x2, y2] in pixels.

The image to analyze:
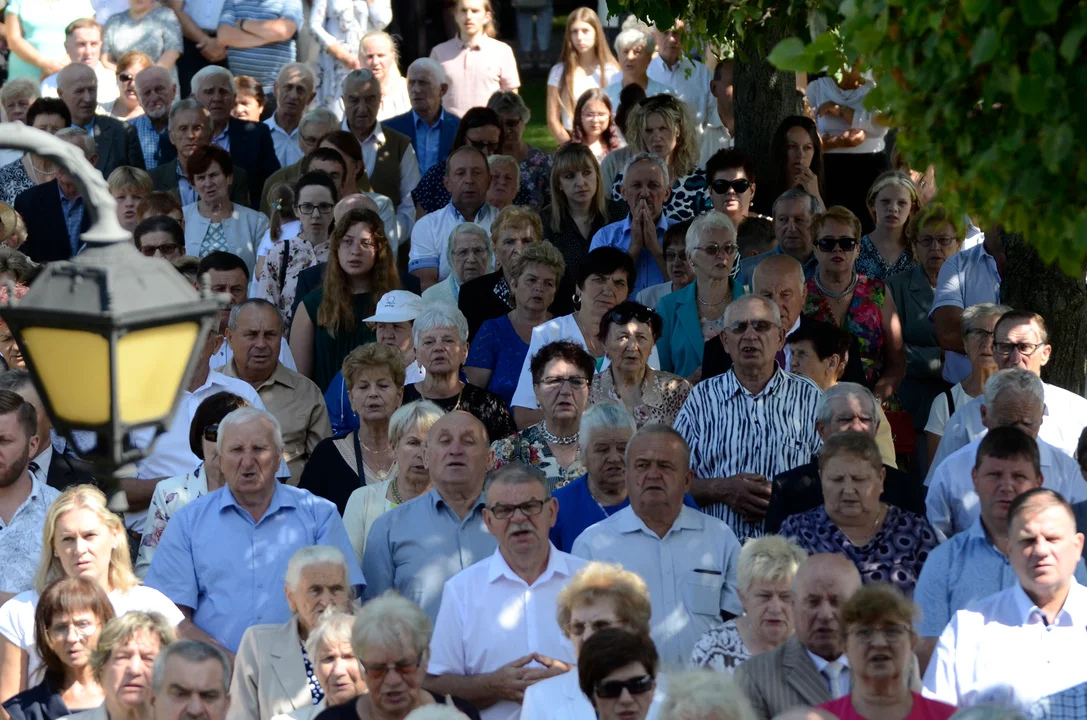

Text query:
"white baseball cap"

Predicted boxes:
[[364, 290, 424, 323]]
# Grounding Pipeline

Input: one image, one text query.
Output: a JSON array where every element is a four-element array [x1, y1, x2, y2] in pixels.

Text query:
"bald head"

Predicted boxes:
[[58, 62, 95, 87], [752, 254, 806, 330], [335, 194, 379, 223], [794, 553, 861, 593], [57, 63, 98, 126], [425, 411, 492, 496], [793, 553, 860, 661], [753, 254, 804, 292]]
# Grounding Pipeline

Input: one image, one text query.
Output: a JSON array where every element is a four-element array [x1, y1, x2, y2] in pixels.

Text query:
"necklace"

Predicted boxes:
[[697, 283, 731, 307], [389, 478, 403, 504], [541, 421, 579, 445], [357, 432, 392, 455], [26, 156, 55, 182], [814, 271, 858, 299]]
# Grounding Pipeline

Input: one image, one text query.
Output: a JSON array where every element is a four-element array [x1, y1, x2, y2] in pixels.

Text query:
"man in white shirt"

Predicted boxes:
[[426, 463, 583, 720], [40, 19, 119, 109], [647, 20, 714, 127], [699, 60, 735, 165], [573, 424, 743, 667], [264, 63, 315, 168], [927, 369, 1087, 540], [923, 488, 1087, 709]]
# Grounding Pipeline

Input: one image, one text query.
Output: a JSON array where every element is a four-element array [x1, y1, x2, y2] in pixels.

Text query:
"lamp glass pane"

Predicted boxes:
[[21, 328, 110, 425], [116, 322, 200, 424]]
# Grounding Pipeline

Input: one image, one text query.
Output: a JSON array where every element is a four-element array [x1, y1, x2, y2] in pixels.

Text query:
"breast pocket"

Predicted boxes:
[[684, 570, 723, 617]]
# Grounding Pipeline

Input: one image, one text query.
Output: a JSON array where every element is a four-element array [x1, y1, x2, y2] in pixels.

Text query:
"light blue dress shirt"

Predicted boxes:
[[588, 214, 671, 295], [928, 242, 1002, 383], [58, 184, 85, 255], [412, 109, 446, 175], [144, 481, 364, 652]]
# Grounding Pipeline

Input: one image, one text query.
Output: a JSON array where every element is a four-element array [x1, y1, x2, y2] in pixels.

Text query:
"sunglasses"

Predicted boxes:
[[139, 243, 182, 258], [202, 424, 218, 443], [118, 72, 135, 83], [360, 656, 422, 681], [606, 305, 656, 327], [725, 319, 780, 335], [709, 178, 751, 195], [467, 139, 499, 152], [596, 675, 654, 700], [565, 619, 613, 637], [815, 236, 859, 252]]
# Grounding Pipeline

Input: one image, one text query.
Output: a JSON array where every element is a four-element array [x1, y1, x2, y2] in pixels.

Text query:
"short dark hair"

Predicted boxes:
[[529, 341, 595, 387], [598, 301, 663, 344], [1077, 427, 1087, 474], [975, 426, 1042, 476], [27, 98, 72, 129], [186, 144, 233, 183], [445, 145, 489, 175], [575, 247, 636, 291], [197, 251, 249, 283], [36, 578, 115, 684], [133, 215, 184, 251], [0, 388, 37, 441], [577, 628, 658, 704], [451, 106, 504, 151], [705, 148, 756, 184], [300, 148, 348, 178], [234, 75, 266, 107], [994, 310, 1049, 344], [616, 84, 647, 135], [737, 216, 775, 257], [1007, 487, 1075, 532], [136, 192, 183, 223], [294, 170, 340, 204], [189, 391, 249, 458], [787, 316, 850, 360], [662, 219, 693, 252]]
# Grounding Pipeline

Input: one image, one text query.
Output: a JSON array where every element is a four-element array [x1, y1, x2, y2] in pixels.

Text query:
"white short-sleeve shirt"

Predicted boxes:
[[924, 382, 971, 437], [547, 62, 619, 131]]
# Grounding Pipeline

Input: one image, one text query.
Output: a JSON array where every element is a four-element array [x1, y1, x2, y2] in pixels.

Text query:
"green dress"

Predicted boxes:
[[300, 288, 377, 392]]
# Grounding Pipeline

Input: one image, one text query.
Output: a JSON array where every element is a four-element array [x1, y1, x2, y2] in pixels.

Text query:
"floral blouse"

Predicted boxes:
[[589, 367, 691, 428], [855, 235, 915, 280], [689, 618, 751, 673], [257, 236, 329, 328], [490, 421, 586, 492], [135, 465, 209, 577], [609, 167, 714, 223], [0, 159, 33, 205], [803, 275, 888, 387]]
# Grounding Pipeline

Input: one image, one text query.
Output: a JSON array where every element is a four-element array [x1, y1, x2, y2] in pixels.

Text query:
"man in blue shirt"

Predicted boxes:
[[216, 0, 303, 96], [385, 58, 460, 176], [589, 152, 673, 295], [145, 407, 363, 653]]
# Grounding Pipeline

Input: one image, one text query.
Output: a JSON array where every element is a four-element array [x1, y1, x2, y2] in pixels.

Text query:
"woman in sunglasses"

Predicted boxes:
[[803, 206, 906, 402], [134, 391, 250, 578], [705, 149, 757, 231], [106, 51, 152, 121], [577, 628, 659, 720]]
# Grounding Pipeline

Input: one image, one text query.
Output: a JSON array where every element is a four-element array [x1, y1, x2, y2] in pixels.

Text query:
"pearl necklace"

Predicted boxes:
[[541, 422, 579, 445]]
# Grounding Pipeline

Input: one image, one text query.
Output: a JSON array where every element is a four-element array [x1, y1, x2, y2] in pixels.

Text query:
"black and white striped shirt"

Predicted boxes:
[[675, 368, 823, 541]]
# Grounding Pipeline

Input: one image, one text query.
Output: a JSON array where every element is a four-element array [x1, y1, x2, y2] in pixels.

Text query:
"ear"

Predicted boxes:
[[749, 182, 756, 201], [1038, 343, 1053, 367], [979, 404, 988, 427], [440, 83, 449, 98], [971, 466, 980, 493], [27, 432, 40, 460]]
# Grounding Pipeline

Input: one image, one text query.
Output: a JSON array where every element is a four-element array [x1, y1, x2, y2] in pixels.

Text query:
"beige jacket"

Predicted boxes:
[[227, 617, 312, 720]]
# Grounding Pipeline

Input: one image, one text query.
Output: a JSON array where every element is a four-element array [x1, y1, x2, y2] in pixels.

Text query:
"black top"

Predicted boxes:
[[313, 691, 480, 720], [402, 382, 516, 444], [763, 456, 928, 533], [298, 433, 368, 516], [3, 678, 71, 720], [541, 206, 609, 317], [459, 271, 515, 342]]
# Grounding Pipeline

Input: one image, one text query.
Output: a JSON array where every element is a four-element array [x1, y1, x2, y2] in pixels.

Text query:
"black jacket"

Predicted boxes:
[[15, 181, 92, 262], [92, 114, 146, 179], [45, 450, 98, 492], [458, 271, 514, 341]]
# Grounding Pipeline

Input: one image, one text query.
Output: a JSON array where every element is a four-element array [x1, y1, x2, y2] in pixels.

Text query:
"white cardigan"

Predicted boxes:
[[183, 202, 270, 275], [342, 479, 393, 564]]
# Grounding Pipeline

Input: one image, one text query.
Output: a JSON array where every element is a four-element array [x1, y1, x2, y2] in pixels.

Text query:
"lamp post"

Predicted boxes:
[[0, 123, 221, 509]]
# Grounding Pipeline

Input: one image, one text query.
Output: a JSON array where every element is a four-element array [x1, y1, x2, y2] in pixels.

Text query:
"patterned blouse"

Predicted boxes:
[[689, 618, 751, 673], [257, 236, 329, 328], [300, 641, 325, 704], [589, 367, 691, 428], [490, 421, 587, 492], [609, 167, 714, 223], [411, 149, 550, 213], [0, 159, 34, 205], [780, 504, 938, 597], [401, 382, 516, 449], [803, 275, 888, 387], [855, 235, 915, 280]]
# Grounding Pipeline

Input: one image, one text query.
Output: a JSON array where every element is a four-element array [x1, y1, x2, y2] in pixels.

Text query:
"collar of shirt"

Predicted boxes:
[[222, 358, 294, 392], [806, 649, 851, 673], [1011, 581, 1087, 627], [76, 119, 95, 135], [486, 543, 575, 587], [721, 365, 786, 400], [358, 122, 386, 149], [445, 202, 493, 224], [265, 113, 298, 140], [459, 34, 485, 51], [218, 476, 297, 517], [190, 370, 238, 398], [431, 486, 487, 515], [32, 444, 54, 482], [212, 125, 229, 150], [965, 516, 1007, 554], [189, 464, 210, 497], [58, 183, 83, 209], [412, 109, 444, 131], [615, 503, 703, 539]]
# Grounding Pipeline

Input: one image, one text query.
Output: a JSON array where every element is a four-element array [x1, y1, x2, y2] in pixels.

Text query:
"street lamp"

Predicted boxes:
[[0, 123, 221, 508]]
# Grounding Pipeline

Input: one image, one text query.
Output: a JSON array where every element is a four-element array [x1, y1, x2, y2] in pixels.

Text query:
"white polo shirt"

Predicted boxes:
[[407, 202, 496, 281], [647, 55, 715, 126]]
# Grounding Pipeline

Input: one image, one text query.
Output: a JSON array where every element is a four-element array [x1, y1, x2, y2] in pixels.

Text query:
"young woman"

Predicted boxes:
[[855, 170, 921, 280], [761, 115, 827, 216], [546, 7, 619, 144], [430, 0, 519, 117], [571, 89, 622, 162]]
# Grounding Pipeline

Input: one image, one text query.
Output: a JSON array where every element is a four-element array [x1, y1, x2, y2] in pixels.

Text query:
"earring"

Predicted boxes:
[[572, 291, 582, 311]]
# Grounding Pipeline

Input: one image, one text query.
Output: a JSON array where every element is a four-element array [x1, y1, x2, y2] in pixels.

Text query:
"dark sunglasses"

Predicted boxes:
[[202, 424, 218, 443], [118, 72, 135, 83], [709, 178, 751, 195], [467, 139, 499, 152], [139, 243, 182, 257], [815, 236, 859, 252], [360, 656, 422, 681], [606, 305, 656, 327], [596, 675, 654, 699]]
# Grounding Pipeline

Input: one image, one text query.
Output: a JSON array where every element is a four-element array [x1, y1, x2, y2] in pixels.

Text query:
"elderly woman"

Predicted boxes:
[[590, 302, 689, 427], [232, 76, 266, 122], [2, 579, 114, 720], [230, 547, 355, 720], [465, 242, 564, 407], [780, 433, 937, 597], [658, 672, 756, 720], [0, 487, 183, 701], [108, 166, 153, 233], [604, 24, 670, 107], [182, 145, 269, 274], [491, 341, 592, 491], [271, 610, 367, 720], [488, 91, 552, 210], [486, 155, 521, 211], [341, 401, 444, 562], [856, 172, 921, 281], [819, 584, 956, 720], [522, 562, 653, 720], [360, 31, 410, 121], [0, 78, 39, 126], [803, 206, 906, 402], [657, 212, 744, 381], [300, 343, 405, 515], [577, 629, 658, 720], [0, 98, 71, 205], [106, 51, 153, 121], [420, 225, 493, 308], [690, 536, 806, 673]]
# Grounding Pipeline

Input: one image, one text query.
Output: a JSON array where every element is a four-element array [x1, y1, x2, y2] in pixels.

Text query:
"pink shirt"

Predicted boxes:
[[430, 34, 520, 117], [821, 693, 957, 720]]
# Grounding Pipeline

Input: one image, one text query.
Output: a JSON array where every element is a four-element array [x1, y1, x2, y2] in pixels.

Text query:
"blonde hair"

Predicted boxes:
[[116, 50, 153, 75], [37, 485, 138, 594], [557, 8, 618, 115], [556, 562, 651, 637], [549, 142, 606, 232], [865, 170, 920, 226], [906, 202, 962, 261], [108, 166, 153, 196], [352, 591, 432, 659], [509, 241, 565, 285], [736, 535, 807, 595], [388, 400, 444, 447], [91, 612, 175, 681], [489, 205, 543, 249], [455, 0, 497, 38], [839, 582, 918, 637], [658, 670, 756, 720], [342, 342, 406, 390], [624, 95, 699, 178], [0, 78, 39, 107], [304, 607, 356, 661], [811, 205, 862, 242]]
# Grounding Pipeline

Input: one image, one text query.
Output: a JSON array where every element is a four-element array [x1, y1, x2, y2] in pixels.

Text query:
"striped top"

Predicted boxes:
[[219, 0, 304, 90], [674, 368, 823, 541]]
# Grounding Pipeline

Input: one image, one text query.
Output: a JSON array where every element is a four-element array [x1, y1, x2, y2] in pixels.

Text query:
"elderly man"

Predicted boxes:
[[752, 254, 806, 368], [385, 58, 461, 175], [674, 295, 822, 541], [764, 383, 924, 533], [145, 407, 362, 654], [932, 310, 1087, 469], [362, 411, 498, 621], [647, 19, 714, 127], [923, 488, 1087, 709], [342, 69, 420, 240], [15, 128, 96, 262], [56, 63, 145, 177], [215, 0, 303, 97], [151, 640, 232, 720], [589, 152, 673, 296], [40, 19, 118, 107], [739, 188, 822, 288], [132, 66, 178, 169], [259, 108, 341, 213], [219, 299, 331, 484], [151, 99, 250, 206], [927, 368, 1086, 540], [409, 145, 496, 290], [735, 554, 863, 719], [426, 464, 585, 719], [264, 63, 316, 167], [572, 424, 743, 668]]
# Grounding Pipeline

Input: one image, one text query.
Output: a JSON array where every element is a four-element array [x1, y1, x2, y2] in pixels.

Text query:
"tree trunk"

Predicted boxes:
[[1000, 232, 1087, 395]]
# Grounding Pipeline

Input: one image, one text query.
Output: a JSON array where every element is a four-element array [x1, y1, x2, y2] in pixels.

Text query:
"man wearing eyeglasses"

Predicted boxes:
[[426, 462, 585, 719]]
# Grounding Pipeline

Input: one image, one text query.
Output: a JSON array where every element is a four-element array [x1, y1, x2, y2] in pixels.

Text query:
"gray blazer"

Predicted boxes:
[[734, 636, 830, 720], [92, 114, 146, 179]]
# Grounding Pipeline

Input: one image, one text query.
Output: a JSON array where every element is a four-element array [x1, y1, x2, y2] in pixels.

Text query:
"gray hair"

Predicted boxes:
[[949, 707, 1028, 720], [0, 369, 31, 393], [299, 107, 339, 134], [406, 57, 447, 86], [276, 62, 317, 89], [578, 401, 637, 456], [445, 223, 494, 276], [621, 151, 670, 187], [388, 400, 445, 447], [487, 90, 531, 124], [736, 535, 807, 595], [344, 69, 377, 93], [412, 303, 470, 346], [304, 608, 356, 663], [722, 295, 782, 328], [961, 302, 1012, 343], [0, 78, 39, 106], [685, 210, 737, 257], [352, 591, 432, 659], [151, 640, 231, 696], [983, 368, 1045, 408], [56, 127, 95, 160], [484, 461, 552, 500], [614, 27, 655, 56], [190, 65, 235, 97], [624, 423, 690, 469], [285, 545, 351, 591], [488, 154, 521, 185], [771, 187, 822, 218], [658, 670, 757, 720], [169, 98, 209, 129], [216, 406, 284, 455], [228, 298, 282, 332], [816, 382, 880, 428]]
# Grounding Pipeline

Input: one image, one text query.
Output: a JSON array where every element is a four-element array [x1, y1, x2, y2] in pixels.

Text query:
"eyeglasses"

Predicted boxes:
[[536, 376, 590, 390], [965, 328, 994, 342], [297, 202, 334, 216], [487, 498, 547, 519], [501, 118, 522, 129], [994, 341, 1047, 357], [202, 424, 218, 442], [118, 73, 135, 84], [139, 243, 182, 258], [849, 624, 910, 643], [710, 178, 751, 195], [696, 243, 739, 258], [725, 319, 780, 335], [360, 656, 423, 681], [815, 236, 859, 252], [48, 618, 97, 638], [595, 675, 654, 700], [565, 619, 614, 637], [607, 305, 656, 327], [467, 139, 499, 152], [917, 235, 958, 248]]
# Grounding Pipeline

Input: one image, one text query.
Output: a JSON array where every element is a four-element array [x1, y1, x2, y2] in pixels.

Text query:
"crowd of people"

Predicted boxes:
[[0, 1, 1081, 720]]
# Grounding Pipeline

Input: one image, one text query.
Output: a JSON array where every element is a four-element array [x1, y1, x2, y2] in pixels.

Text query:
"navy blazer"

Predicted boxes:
[[15, 181, 92, 263], [160, 118, 279, 208], [383, 110, 460, 171]]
